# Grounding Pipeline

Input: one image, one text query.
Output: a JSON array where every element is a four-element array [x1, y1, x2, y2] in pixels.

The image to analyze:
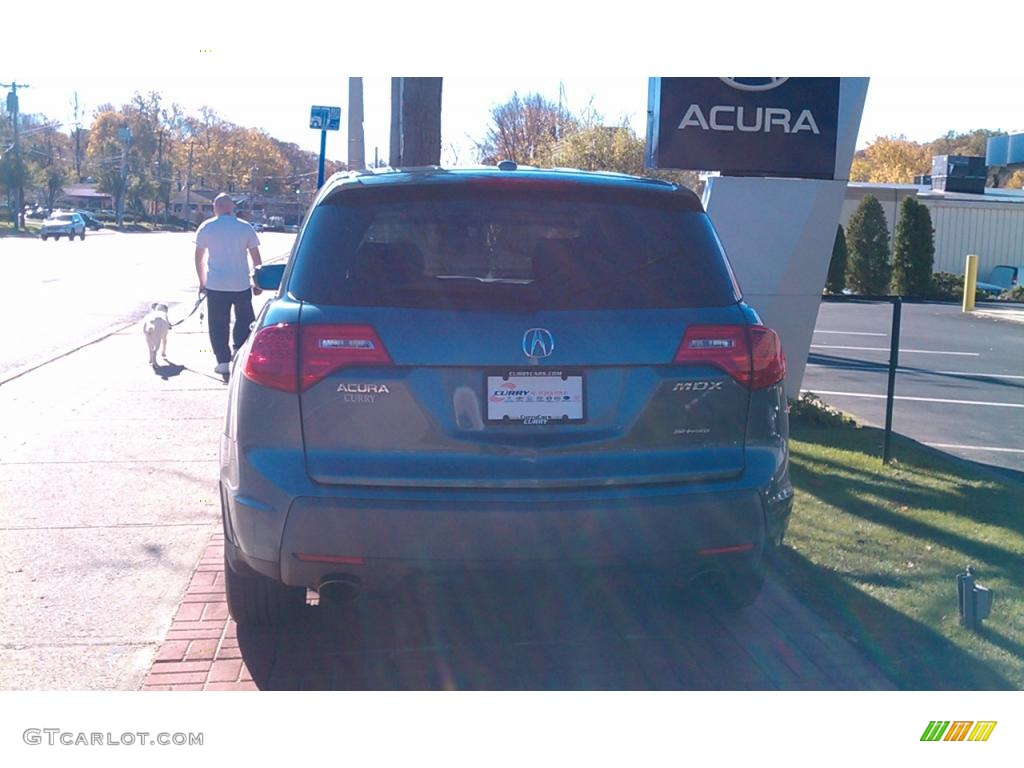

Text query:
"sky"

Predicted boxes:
[[4, 3, 1024, 166]]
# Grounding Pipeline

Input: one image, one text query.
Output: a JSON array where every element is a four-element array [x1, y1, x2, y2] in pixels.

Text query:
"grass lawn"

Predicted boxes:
[[778, 412, 1024, 689], [0, 220, 41, 237]]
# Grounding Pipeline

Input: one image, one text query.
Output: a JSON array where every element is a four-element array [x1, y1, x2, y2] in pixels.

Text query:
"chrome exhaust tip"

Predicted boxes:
[[317, 574, 364, 605]]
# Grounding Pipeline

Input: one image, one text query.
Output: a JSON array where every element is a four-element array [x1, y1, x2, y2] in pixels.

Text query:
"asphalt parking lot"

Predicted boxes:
[[802, 300, 1024, 473]]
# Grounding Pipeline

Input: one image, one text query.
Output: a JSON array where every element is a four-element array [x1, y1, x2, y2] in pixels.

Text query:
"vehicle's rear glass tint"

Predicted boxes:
[[289, 184, 741, 310]]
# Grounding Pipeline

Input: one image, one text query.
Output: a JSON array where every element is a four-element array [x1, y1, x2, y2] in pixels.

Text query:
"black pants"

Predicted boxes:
[[206, 288, 255, 364]]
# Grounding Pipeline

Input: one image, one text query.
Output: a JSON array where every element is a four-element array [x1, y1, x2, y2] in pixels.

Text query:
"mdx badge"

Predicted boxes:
[[673, 381, 724, 392], [522, 328, 554, 359]]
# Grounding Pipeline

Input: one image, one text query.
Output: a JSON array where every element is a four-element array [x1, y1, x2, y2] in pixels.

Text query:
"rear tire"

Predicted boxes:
[[718, 560, 766, 610], [224, 551, 305, 626]]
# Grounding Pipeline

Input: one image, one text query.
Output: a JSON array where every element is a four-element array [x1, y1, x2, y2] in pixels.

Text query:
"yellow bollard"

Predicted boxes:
[[963, 254, 979, 313]]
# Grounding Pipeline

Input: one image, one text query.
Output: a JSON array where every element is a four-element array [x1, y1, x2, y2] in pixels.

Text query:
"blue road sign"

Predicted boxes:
[[310, 105, 341, 131]]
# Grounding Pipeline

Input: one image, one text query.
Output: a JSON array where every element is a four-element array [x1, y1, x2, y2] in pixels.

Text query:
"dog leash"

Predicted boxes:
[[169, 293, 207, 328]]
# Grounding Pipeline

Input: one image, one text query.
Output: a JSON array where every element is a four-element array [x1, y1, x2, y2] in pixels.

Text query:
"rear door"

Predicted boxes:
[[291, 178, 751, 489]]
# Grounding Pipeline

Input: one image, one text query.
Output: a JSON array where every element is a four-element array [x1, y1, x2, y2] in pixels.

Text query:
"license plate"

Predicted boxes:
[[486, 369, 585, 424]]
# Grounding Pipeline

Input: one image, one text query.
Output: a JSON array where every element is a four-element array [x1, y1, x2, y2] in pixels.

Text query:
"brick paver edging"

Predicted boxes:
[[142, 532, 258, 691]]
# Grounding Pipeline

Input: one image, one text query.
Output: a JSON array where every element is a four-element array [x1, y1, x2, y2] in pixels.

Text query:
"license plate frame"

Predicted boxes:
[[485, 369, 585, 425]]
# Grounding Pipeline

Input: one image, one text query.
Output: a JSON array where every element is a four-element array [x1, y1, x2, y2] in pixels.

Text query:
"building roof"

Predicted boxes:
[[60, 185, 112, 199], [847, 181, 1024, 205]]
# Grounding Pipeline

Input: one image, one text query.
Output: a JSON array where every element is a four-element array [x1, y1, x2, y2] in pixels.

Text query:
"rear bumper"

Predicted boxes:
[[229, 485, 785, 589]]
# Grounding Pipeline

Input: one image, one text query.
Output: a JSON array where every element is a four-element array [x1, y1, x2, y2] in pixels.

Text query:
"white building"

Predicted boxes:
[[841, 182, 1024, 277]]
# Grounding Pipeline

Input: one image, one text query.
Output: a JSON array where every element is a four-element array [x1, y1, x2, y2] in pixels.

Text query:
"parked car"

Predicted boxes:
[[975, 264, 1019, 297], [264, 215, 285, 232], [40, 212, 86, 241], [220, 165, 793, 625], [75, 210, 104, 230]]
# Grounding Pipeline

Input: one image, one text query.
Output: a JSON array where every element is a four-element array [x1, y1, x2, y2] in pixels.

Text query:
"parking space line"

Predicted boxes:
[[805, 363, 1024, 380], [931, 370, 1024, 380], [802, 389, 1024, 409], [924, 443, 1024, 455], [813, 330, 887, 336], [810, 345, 980, 356]]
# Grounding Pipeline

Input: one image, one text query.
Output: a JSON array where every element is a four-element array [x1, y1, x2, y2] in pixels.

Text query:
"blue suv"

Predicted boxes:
[[220, 165, 793, 625]]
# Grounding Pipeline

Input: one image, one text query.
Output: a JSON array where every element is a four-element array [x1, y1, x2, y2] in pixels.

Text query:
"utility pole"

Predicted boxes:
[[249, 165, 257, 223], [389, 77, 442, 167], [390, 78, 402, 166], [348, 77, 365, 170], [2, 81, 29, 229], [184, 140, 194, 231], [71, 91, 83, 182], [116, 125, 131, 228]]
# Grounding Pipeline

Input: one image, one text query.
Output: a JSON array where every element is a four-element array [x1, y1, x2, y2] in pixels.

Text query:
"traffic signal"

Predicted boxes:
[[263, 179, 270, 192]]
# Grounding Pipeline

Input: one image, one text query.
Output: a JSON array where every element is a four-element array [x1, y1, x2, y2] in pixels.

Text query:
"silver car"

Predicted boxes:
[[221, 166, 793, 625], [40, 212, 86, 241]]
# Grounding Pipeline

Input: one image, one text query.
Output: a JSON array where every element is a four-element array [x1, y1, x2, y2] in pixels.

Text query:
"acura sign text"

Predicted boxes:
[[647, 77, 840, 179]]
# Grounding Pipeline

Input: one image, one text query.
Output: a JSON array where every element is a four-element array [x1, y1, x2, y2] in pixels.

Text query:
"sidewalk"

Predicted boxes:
[[0, 304, 229, 689], [973, 302, 1024, 324]]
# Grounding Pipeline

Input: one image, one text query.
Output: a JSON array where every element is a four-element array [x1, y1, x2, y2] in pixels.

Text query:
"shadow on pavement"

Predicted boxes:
[[152, 361, 185, 379], [235, 569, 890, 691]]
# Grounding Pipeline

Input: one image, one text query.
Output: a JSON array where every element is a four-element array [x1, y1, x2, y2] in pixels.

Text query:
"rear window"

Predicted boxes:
[[289, 184, 741, 310], [988, 265, 1016, 288]]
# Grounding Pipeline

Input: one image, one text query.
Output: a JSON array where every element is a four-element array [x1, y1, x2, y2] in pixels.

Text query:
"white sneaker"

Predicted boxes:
[[215, 362, 230, 375]]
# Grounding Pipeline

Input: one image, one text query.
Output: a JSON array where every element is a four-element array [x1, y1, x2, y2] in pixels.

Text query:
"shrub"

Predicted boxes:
[[825, 224, 847, 294], [788, 392, 857, 429], [998, 284, 1024, 302], [845, 195, 891, 294], [891, 198, 935, 296], [925, 271, 986, 302]]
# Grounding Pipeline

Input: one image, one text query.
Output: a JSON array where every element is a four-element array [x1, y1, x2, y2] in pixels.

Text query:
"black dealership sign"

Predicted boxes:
[[647, 78, 841, 179]]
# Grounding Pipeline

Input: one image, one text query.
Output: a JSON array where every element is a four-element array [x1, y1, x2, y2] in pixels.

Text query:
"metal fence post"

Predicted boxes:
[[883, 297, 902, 464]]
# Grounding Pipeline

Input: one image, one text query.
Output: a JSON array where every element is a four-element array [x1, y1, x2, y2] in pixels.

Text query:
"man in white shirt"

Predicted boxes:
[[194, 193, 262, 375]]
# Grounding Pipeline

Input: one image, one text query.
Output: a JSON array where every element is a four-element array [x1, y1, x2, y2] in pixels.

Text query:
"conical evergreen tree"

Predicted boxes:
[[845, 195, 891, 294], [825, 224, 847, 294], [891, 197, 935, 296]]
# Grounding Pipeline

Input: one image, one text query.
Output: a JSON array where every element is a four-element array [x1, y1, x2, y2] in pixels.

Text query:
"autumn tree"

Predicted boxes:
[[477, 92, 576, 165], [891, 197, 935, 297], [845, 195, 891, 294], [86, 111, 134, 217], [825, 224, 847, 294], [926, 129, 1002, 159], [545, 120, 643, 174], [850, 136, 930, 183]]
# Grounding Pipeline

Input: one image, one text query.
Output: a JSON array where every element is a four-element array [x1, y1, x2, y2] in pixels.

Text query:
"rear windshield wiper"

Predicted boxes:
[[434, 274, 533, 285]]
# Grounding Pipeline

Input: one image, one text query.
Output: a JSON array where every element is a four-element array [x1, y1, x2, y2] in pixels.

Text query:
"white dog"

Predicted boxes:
[[143, 303, 170, 366]]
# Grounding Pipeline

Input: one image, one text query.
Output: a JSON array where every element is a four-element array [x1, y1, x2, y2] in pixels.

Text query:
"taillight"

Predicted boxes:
[[300, 324, 392, 391], [748, 326, 786, 390], [242, 323, 393, 393], [243, 323, 298, 393], [674, 324, 785, 390]]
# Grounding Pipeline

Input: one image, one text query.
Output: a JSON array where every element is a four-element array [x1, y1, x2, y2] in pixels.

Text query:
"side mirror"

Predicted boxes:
[[255, 263, 285, 291]]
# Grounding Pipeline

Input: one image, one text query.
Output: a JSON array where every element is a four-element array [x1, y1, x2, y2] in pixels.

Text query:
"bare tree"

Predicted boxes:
[[477, 92, 575, 166]]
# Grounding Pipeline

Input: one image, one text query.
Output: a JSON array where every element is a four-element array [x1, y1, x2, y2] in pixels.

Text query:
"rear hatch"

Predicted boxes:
[[282, 176, 761, 489]]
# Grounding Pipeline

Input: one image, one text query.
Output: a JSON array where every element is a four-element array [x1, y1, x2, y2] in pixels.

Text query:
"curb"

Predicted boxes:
[[142, 531, 259, 691]]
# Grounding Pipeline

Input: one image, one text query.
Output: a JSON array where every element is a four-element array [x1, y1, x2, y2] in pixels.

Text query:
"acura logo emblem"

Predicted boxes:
[[719, 77, 789, 92], [522, 328, 554, 358]]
